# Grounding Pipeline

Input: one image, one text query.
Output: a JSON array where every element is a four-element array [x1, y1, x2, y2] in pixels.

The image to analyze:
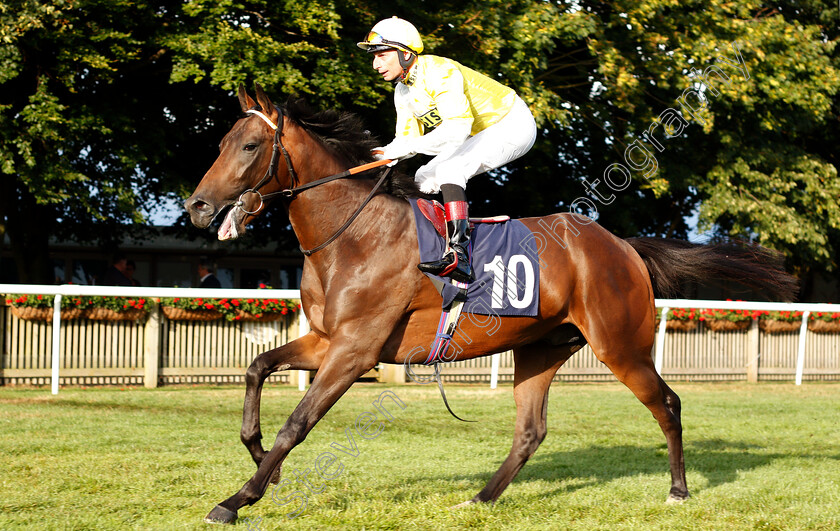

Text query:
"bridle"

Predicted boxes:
[[238, 106, 393, 256]]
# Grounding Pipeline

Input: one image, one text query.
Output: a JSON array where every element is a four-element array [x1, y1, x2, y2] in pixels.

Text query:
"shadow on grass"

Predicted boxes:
[[389, 438, 840, 503]]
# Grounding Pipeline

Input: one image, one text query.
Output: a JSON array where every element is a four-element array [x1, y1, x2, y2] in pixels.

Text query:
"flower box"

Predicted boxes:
[[755, 310, 804, 334], [232, 309, 288, 322], [86, 307, 147, 321], [758, 319, 802, 334], [657, 308, 699, 332], [807, 320, 840, 334], [666, 320, 698, 332], [6, 294, 92, 321], [9, 306, 89, 322], [161, 306, 223, 321], [703, 318, 751, 332], [700, 304, 755, 332], [808, 311, 840, 334]]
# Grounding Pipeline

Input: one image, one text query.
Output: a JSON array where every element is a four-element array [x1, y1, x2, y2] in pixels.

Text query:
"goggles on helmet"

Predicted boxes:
[[361, 31, 415, 55]]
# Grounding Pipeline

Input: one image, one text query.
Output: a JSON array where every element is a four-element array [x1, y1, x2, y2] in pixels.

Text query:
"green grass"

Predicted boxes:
[[2, 382, 840, 530]]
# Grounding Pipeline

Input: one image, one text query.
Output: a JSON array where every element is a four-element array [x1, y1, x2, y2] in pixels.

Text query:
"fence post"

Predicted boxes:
[[490, 352, 501, 389], [795, 311, 810, 386], [379, 363, 406, 384], [654, 307, 669, 375], [51, 294, 62, 395], [746, 318, 759, 383], [296, 309, 309, 391], [144, 300, 161, 389]]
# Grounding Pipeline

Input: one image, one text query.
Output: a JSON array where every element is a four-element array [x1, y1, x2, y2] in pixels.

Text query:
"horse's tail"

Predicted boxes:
[[625, 237, 799, 301]]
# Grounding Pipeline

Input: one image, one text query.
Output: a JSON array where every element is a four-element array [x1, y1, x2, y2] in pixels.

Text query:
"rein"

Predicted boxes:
[[239, 107, 393, 256]]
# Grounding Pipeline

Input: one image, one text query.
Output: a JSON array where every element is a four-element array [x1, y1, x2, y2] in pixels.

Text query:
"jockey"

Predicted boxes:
[[358, 16, 537, 284]]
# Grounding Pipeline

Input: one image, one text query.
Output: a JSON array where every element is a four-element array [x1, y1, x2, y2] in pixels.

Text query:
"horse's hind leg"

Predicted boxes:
[[610, 357, 689, 502], [240, 332, 327, 468], [456, 343, 571, 506]]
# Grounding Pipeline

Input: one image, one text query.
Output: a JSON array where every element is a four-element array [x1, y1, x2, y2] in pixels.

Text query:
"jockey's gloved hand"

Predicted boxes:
[[372, 148, 399, 167], [375, 140, 416, 167]]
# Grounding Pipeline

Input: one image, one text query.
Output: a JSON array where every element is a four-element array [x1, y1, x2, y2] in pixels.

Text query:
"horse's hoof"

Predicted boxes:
[[204, 504, 238, 525], [666, 493, 690, 504], [450, 499, 476, 509]]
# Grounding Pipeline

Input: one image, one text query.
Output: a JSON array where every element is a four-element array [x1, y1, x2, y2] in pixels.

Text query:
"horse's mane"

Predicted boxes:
[[282, 98, 427, 199]]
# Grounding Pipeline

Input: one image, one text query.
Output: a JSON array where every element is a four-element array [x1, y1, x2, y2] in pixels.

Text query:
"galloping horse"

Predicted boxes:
[[186, 85, 796, 524]]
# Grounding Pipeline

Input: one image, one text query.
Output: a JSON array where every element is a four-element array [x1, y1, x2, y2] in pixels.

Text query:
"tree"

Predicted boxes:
[[2, 0, 839, 299], [0, 0, 238, 281]]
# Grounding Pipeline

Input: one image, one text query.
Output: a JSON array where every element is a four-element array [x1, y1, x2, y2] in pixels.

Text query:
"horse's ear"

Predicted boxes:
[[253, 83, 277, 120], [238, 83, 256, 113]]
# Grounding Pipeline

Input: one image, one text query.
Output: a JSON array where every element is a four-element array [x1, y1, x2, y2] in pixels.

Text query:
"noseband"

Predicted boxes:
[[239, 106, 392, 255]]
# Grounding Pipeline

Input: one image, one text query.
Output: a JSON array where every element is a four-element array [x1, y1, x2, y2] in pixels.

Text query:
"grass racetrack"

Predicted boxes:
[[2, 381, 840, 530]]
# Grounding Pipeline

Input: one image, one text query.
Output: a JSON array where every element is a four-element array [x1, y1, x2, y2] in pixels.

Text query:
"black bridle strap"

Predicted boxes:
[[299, 167, 392, 256], [243, 107, 396, 256], [243, 109, 297, 196], [245, 107, 393, 201]]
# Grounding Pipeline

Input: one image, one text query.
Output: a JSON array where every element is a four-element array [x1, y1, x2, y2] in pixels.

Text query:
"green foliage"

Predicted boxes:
[[2, 0, 840, 294], [85, 296, 148, 312], [759, 310, 804, 322], [4, 293, 54, 309], [5, 293, 146, 312], [159, 296, 221, 312], [700, 307, 757, 322], [810, 310, 840, 322], [158, 296, 299, 320], [655, 307, 700, 320], [669, 307, 699, 321]]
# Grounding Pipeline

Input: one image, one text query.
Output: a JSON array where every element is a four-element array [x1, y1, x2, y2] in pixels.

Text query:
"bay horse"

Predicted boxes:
[[186, 85, 797, 524]]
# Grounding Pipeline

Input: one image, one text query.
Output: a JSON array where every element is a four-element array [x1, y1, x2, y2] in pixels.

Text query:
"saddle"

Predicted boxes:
[[416, 199, 509, 237]]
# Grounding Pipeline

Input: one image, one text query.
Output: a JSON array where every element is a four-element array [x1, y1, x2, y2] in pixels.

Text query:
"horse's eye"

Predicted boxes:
[[243, 143, 258, 152]]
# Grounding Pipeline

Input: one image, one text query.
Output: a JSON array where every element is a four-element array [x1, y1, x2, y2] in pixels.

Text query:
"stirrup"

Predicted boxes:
[[419, 247, 474, 283]]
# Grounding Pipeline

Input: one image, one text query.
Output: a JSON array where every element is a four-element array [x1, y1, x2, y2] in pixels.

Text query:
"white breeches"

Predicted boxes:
[[414, 96, 537, 194]]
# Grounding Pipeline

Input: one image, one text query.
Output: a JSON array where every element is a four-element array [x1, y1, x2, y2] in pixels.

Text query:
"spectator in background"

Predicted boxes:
[[101, 253, 133, 286], [198, 259, 221, 288], [125, 260, 142, 287]]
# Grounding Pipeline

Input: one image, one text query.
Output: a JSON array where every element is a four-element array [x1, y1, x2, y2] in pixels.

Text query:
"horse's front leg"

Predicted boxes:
[[240, 332, 328, 467], [206, 344, 378, 524]]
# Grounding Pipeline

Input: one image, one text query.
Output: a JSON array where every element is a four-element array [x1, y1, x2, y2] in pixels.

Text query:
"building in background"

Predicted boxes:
[[0, 229, 303, 290]]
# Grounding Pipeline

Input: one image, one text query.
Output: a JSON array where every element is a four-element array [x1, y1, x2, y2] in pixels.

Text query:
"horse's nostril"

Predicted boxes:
[[186, 198, 211, 213]]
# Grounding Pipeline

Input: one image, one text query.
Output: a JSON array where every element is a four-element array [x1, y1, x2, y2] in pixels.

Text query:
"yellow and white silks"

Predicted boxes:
[[378, 55, 537, 194]]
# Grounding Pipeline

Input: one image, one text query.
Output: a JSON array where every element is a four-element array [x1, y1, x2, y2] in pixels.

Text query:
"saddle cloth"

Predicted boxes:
[[409, 199, 540, 317]]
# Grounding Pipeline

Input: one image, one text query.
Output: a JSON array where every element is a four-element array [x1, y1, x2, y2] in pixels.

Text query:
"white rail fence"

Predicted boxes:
[[2, 284, 839, 393], [1, 284, 304, 394]]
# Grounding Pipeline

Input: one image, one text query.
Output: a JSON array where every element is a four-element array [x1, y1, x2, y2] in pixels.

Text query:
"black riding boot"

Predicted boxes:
[[417, 185, 475, 283]]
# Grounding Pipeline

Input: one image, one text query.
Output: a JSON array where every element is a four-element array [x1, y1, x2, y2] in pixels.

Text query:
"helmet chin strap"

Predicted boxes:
[[398, 52, 417, 80]]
